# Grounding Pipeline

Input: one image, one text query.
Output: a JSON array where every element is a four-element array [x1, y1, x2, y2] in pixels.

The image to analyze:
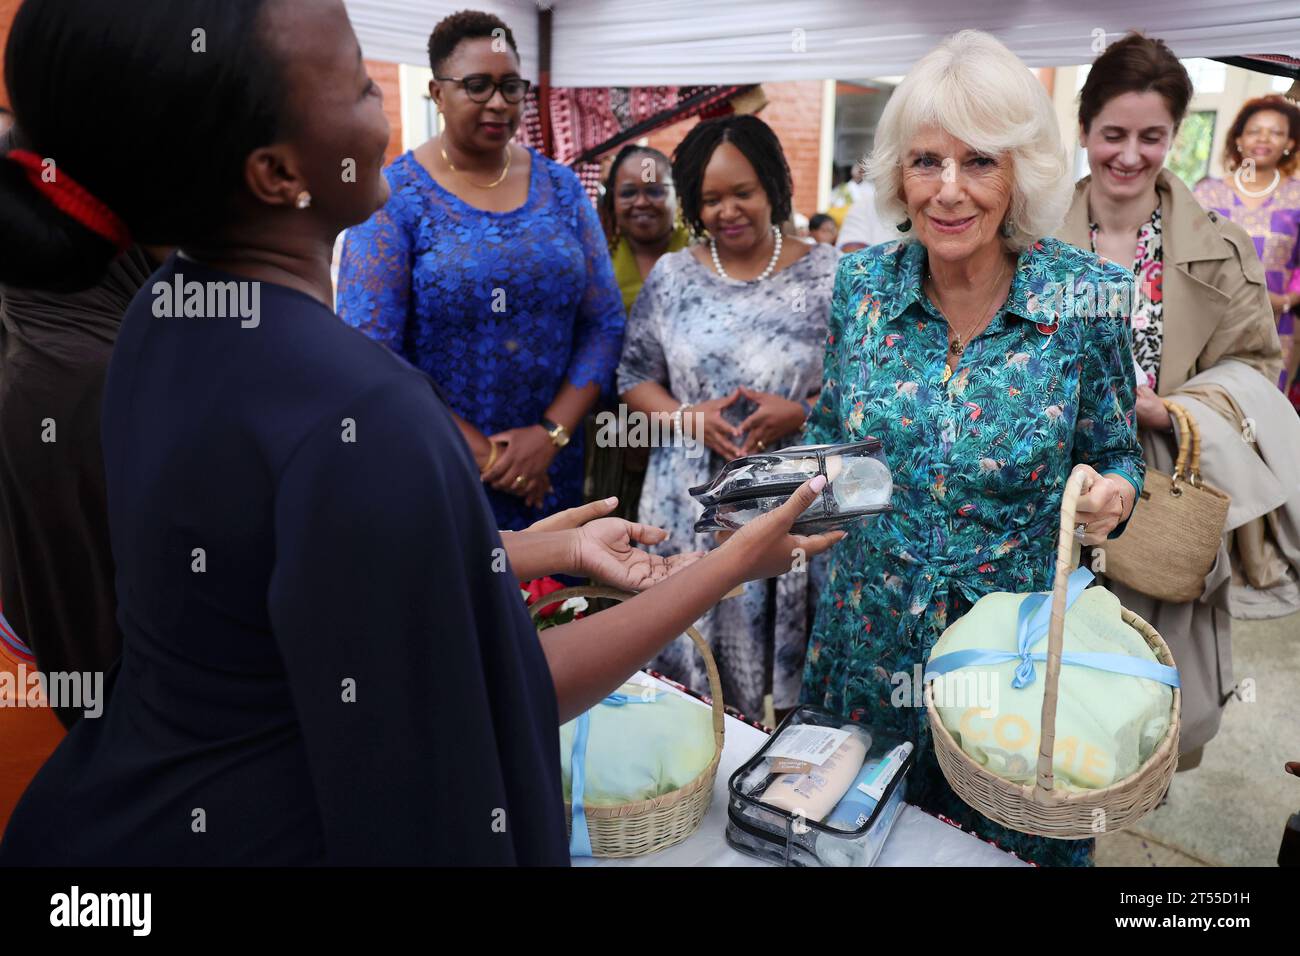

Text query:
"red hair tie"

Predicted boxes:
[[6, 149, 132, 253]]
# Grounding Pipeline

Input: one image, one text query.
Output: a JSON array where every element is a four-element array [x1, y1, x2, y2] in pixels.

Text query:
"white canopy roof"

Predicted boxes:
[[345, 0, 1300, 86]]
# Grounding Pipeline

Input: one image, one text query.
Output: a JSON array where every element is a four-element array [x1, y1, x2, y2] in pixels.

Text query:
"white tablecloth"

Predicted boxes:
[[574, 673, 1027, 867]]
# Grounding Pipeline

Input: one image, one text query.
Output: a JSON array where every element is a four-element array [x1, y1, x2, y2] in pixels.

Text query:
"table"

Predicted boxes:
[[574, 673, 1027, 867]]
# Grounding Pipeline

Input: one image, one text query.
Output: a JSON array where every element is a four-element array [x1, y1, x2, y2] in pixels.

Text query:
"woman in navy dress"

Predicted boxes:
[[337, 11, 625, 530], [0, 0, 840, 866]]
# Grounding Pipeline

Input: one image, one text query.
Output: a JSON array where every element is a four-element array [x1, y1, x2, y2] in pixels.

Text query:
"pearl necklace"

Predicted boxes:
[[709, 226, 782, 282], [1233, 165, 1280, 199]]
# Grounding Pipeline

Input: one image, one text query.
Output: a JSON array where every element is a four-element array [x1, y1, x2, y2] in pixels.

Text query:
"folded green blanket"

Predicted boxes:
[[928, 587, 1173, 791], [560, 683, 717, 806]]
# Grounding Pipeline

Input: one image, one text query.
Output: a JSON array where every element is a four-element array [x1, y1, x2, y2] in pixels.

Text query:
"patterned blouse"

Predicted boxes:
[[801, 237, 1143, 866], [1090, 207, 1163, 391], [336, 150, 626, 531]]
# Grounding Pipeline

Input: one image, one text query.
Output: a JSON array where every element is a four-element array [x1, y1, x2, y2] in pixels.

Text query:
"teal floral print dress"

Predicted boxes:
[[801, 237, 1144, 866]]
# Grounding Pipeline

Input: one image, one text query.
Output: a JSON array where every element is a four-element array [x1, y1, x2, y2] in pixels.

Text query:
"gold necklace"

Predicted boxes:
[[440, 139, 511, 189], [927, 262, 1011, 384]]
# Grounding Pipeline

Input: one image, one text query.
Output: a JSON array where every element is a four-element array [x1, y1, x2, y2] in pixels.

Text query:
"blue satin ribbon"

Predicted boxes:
[[568, 690, 659, 858], [924, 567, 1180, 689]]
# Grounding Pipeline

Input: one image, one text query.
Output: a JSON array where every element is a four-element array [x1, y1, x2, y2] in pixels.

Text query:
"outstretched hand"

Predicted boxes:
[[571, 517, 707, 592], [527, 497, 707, 591], [526, 496, 623, 532]]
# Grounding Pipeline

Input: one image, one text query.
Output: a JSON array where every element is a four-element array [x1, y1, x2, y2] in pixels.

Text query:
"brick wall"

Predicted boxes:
[[366, 58, 405, 165], [647, 80, 826, 220]]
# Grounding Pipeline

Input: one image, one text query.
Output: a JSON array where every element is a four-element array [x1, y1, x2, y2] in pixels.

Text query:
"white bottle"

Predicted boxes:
[[761, 725, 872, 823]]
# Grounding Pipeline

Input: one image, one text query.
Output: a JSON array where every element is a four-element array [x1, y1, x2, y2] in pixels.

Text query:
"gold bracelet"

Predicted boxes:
[[481, 440, 500, 474]]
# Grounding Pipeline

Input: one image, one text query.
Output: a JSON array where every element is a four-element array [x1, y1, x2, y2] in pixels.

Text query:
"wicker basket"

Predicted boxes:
[[924, 469, 1181, 838], [530, 585, 725, 858]]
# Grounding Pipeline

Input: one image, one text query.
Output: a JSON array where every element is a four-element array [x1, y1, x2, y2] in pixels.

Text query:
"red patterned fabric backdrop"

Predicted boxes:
[[517, 85, 755, 202]]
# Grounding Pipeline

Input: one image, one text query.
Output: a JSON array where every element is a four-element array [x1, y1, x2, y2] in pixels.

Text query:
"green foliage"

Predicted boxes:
[[1167, 110, 1216, 188]]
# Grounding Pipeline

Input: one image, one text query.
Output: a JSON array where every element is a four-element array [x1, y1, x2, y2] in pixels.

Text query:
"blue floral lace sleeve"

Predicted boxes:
[[336, 181, 413, 352], [562, 171, 627, 394]]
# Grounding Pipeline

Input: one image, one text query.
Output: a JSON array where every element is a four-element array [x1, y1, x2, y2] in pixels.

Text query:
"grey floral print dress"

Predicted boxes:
[[616, 242, 839, 718]]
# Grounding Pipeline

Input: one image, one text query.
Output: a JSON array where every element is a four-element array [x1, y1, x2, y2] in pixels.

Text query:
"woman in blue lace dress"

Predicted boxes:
[[337, 11, 624, 530]]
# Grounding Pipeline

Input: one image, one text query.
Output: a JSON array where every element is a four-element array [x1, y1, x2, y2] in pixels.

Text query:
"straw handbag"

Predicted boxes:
[[925, 469, 1180, 838], [530, 585, 725, 858], [1102, 399, 1231, 604]]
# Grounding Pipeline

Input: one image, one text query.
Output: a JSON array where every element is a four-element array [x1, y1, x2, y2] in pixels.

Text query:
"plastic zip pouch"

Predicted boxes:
[[725, 704, 914, 867], [689, 440, 893, 534]]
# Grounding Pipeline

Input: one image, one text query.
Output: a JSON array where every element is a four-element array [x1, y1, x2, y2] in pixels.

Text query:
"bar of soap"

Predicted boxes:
[[828, 454, 892, 509]]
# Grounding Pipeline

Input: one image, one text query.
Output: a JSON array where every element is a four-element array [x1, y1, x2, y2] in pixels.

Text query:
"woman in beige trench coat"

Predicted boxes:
[[1058, 34, 1298, 769]]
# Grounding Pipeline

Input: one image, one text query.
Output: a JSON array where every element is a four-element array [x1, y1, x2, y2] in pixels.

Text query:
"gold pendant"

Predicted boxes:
[[941, 363, 953, 384]]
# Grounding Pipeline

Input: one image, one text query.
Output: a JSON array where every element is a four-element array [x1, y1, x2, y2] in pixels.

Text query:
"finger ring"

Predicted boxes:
[[513, 475, 526, 488], [1073, 523, 1087, 541], [757, 440, 766, 450]]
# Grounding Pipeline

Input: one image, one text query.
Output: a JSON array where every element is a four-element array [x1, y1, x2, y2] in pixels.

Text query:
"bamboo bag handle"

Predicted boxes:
[[1160, 399, 1200, 492]]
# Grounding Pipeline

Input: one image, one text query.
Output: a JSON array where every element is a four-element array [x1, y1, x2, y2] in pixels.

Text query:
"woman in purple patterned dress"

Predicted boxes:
[[1194, 95, 1300, 405]]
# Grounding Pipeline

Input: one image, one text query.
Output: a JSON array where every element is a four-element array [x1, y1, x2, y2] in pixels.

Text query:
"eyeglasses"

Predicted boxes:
[[615, 184, 672, 202], [902, 154, 1004, 182], [434, 74, 531, 104]]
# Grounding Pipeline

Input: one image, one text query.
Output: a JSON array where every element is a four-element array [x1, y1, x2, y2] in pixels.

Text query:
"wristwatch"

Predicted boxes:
[[540, 417, 570, 448]]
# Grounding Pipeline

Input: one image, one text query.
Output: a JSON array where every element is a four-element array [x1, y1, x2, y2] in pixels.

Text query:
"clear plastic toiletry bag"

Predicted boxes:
[[689, 440, 892, 534], [726, 705, 914, 867]]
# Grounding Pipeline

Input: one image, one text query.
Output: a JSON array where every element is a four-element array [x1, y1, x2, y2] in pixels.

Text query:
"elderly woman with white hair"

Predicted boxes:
[[801, 31, 1145, 866]]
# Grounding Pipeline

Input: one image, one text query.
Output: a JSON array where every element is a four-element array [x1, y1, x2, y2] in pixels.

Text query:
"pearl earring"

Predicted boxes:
[[295, 191, 312, 210]]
